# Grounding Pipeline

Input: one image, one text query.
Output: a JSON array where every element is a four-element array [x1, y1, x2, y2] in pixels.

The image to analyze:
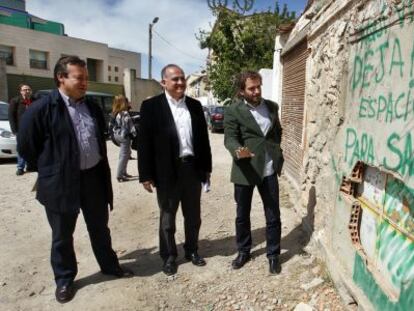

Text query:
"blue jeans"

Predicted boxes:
[[17, 153, 26, 171], [234, 174, 281, 258]]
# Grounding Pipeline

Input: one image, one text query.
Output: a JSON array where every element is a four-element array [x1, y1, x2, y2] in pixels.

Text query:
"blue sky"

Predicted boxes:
[[26, 0, 308, 81]]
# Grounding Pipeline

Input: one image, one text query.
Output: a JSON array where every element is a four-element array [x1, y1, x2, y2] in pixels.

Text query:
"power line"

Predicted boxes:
[[152, 29, 206, 62]]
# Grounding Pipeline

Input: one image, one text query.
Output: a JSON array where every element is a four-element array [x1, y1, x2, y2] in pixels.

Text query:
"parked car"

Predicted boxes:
[[0, 101, 17, 158], [35, 90, 114, 136], [208, 106, 225, 133]]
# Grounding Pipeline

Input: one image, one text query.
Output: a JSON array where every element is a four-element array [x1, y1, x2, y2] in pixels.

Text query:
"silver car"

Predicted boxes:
[[0, 101, 17, 158]]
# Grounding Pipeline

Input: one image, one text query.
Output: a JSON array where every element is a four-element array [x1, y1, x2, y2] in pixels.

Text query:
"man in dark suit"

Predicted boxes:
[[224, 71, 284, 274], [138, 64, 212, 276], [18, 56, 131, 304], [8, 83, 36, 175]]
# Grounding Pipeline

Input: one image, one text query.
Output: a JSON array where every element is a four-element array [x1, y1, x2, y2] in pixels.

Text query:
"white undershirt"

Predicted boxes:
[[245, 99, 274, 177], [165, 91, 194, 157]]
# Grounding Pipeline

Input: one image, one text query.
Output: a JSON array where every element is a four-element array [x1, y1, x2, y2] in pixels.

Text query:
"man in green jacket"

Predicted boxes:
[[224, 71, 284, 274]]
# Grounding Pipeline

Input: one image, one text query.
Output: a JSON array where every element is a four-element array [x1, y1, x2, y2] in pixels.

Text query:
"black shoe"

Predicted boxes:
[[185, 252, 206, 266], [16, 169, 24, 176], [55, 284, 75, 303], [232, 253, 251, 269], [269, 257, 282, 274], [102, 266, 134, 278], [162, 260, 177, 276], [123, 173, 133, 178]]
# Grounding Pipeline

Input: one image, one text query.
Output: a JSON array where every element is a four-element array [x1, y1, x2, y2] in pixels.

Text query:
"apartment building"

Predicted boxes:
[[0, 0, 141, 99]]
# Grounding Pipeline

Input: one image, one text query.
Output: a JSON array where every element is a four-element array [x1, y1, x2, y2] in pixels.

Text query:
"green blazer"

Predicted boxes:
[[224, 98, 284, 185]]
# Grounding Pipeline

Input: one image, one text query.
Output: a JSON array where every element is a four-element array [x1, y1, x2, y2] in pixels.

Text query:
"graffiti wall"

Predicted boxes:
[[337, 1, 414, 309], [345, 5, 414, 183]]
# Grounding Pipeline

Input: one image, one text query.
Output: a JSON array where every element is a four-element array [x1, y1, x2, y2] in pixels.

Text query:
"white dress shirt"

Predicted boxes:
[[245, 99, 274, 177], [165, 91, 194, 157]]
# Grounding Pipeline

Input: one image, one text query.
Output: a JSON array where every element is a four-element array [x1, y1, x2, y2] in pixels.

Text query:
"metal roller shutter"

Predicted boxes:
[[281, 39, 308, 185]]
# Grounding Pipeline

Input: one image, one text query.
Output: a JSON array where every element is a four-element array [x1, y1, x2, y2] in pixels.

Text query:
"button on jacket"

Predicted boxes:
[[224, 98, 284, 186]]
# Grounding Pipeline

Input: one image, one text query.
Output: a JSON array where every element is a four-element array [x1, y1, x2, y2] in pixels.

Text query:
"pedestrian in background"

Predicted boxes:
[[224, 71, 284, 274], [18, 55, 132, 304], [138, 64, 212, 276], [111, 95, 136, 182], [8, 83, 36, 175]]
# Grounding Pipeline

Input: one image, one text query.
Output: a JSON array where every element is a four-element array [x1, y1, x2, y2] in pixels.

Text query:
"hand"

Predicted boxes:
[[235, 147, 255, 159], [142, 180, 155, 193]]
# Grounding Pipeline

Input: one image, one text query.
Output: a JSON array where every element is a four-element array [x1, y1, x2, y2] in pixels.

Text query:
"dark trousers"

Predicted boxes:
[[156, 160, 202, 262], [45, 162, 119, 287], [234, 174, 281, 258]]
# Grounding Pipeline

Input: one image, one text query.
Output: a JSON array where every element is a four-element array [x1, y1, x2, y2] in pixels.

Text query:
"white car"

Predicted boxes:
[[0, 101, 17, 158]]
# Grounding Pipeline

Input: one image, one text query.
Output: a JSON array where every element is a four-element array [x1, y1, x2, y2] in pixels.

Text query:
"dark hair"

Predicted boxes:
[[161, 64, 184, 79], [54, 55, 86, 87], [18, 83, 31, 91], [235, 71, 262, 96]]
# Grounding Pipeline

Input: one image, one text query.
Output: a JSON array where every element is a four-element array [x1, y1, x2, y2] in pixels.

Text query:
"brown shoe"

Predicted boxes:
[[55, 284, 75, 303]]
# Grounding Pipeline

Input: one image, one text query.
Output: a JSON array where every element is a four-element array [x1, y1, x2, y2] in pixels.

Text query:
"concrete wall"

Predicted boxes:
[[271, 33, 289, 110], [277, 0, 414, 309], [129, 78, 162, 111], [0, 23, 140, 84], [0, 58, 7, 101], [258, 68, 273, 101], [186, 73, 210, 99]]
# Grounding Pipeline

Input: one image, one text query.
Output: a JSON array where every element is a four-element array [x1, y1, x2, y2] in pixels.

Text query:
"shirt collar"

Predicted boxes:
[[165, 91, 186, 105], [59, 89, 84, 107], [244, 98, 264, 110]]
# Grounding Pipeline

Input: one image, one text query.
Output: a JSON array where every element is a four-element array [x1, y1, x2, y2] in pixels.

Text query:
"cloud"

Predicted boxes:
[[26, 0, 215, 79]]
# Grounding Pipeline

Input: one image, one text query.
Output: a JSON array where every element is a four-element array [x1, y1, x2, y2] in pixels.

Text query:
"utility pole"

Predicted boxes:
[[148, 17, 159, 80]]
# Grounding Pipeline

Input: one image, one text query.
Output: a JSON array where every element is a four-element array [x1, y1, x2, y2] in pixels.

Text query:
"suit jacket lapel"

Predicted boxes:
[[237, 99, 263, 136], [185, 97, 197, 138], [161, 94, 180, 157], [264, 100, 276, 127]]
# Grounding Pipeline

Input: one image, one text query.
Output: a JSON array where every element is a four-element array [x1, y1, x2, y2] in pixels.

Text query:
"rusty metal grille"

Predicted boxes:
[[281, 39, 308, 184]]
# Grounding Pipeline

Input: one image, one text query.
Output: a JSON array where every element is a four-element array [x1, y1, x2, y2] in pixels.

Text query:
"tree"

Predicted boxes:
[[198, 1, 296, 102]]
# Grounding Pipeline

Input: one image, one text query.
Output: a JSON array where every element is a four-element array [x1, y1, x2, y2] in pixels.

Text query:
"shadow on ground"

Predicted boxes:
[[75, 186, 316, 289]]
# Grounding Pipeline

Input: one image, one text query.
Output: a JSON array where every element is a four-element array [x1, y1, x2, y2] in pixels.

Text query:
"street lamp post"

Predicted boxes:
[[148, 17, 159, 80]]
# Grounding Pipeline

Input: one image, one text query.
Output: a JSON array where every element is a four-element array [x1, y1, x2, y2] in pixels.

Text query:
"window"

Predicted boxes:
[[108, 76, 111, 82], [108, 65, 111, 71], [0, 45, 14, 65], [114, 66, 119, 72], [29, 49, 48, 69], [114, 76, 119, 82], [130, 69, 136, 78]]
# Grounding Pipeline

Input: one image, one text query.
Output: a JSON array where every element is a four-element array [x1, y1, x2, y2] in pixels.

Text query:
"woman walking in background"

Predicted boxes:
[[111, 95, 136, 182]]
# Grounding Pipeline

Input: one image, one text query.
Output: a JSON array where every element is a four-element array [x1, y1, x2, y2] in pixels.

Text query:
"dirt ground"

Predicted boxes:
[[0, 132, 348, 311]]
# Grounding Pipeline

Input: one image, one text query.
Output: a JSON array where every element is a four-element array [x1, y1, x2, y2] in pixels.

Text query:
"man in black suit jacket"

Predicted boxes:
[[8, 83, 36, 175], [18, 56, 131, 304], [138, 64, 212, 276]]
